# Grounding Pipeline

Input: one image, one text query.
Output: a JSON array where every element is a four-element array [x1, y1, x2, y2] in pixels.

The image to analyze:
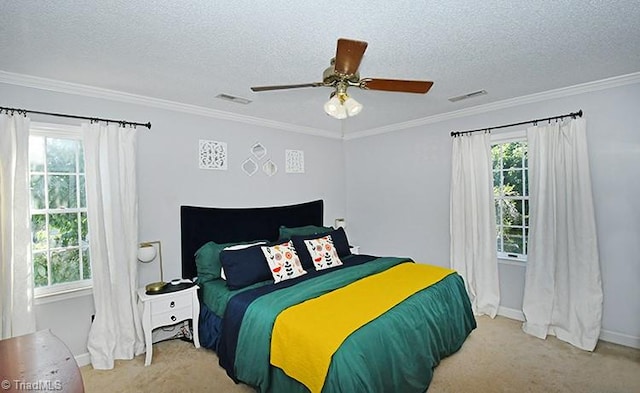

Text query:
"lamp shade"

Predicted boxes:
[[324, 96, 347, 119], [137, 244, 157, 263], [343, 97, 363, 117]]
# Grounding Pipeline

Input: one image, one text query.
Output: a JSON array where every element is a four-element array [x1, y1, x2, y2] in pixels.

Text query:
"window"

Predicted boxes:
[[29, 124, 91, 296], [492, 137, 528, 260]]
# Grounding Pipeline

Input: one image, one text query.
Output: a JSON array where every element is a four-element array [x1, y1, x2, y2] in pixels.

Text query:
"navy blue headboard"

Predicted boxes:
[[180, 200, 324, 280]]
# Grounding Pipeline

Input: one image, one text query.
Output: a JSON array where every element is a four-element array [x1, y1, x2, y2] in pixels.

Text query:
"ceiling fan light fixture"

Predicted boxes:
[[324, 95, 347, 119], [343, 96, 363, 117], [251, 39, 433, 120]]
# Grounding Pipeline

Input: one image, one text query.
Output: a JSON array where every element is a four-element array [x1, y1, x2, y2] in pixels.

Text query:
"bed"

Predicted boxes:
[[181, 200, 476, 393]]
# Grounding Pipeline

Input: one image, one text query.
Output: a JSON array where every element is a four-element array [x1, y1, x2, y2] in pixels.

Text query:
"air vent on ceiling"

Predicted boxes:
[[215, 94, 252, 105], [448, 90, 487, 103]]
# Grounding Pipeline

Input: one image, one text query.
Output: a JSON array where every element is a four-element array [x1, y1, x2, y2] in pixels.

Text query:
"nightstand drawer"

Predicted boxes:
[[151, 306, 192, 328], [150, 291, 192, 314]]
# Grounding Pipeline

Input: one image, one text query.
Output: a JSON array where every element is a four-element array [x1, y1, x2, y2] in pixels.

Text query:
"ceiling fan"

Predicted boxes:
[[250, 38, 434, 119]]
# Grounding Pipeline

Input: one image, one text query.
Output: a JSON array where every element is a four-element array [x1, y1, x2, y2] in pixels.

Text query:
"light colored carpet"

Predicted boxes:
[[81, 316, 640, 392]]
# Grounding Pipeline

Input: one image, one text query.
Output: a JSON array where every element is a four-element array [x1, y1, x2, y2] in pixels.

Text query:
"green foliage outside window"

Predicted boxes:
[[29, 135, 91, 289], [492, 141, 529, 258]]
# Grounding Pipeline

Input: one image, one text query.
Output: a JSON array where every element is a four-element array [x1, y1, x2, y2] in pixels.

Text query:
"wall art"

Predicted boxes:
[[285, 149, 304, 173], [199, 140, 227, 170]]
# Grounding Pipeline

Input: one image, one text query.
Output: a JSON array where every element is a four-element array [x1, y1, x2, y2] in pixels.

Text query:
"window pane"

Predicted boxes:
[[33, 252, 49, 287], [503, 226, 524, 254], [524, 199, 529, 226], [511, 200, 524, 226], [503, 169, 524, 196], [524, 227, 529, 255], [80, 212, 90, 280], [82, 249, 91, 280], [499, 199, 519, 226], [493, 170, 500, 190], [491, 145, 502, 170], [31, 214, 47, 250], [496, 218, 504, 253], [78, 144, 85, 173], [47, 138, 78, 173], [30, 175, 45, 209], [502, 142, 525, 169], [79, 175, 86, 208], [51, 249, 80, 284], [29, 135, 45, 172], [49, 213, 79, 248], [48, 175, 78, 209], [495, 200, 501, 225], [80, 212, 89, 242]]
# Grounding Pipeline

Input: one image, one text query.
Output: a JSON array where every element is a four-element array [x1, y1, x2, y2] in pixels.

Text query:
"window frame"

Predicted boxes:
[[30, 122, 93, 299], [491, 130, 529, 263]]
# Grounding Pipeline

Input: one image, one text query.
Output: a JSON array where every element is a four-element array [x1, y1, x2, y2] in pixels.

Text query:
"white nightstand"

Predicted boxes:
[[137, 285, 200, 366]]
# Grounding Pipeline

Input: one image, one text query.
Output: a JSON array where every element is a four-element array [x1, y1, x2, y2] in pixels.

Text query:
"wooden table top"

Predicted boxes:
[[0, 330, 84, 392]]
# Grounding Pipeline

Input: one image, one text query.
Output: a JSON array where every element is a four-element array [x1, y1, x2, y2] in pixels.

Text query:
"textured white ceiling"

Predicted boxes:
[[1, 1, 639, 135]]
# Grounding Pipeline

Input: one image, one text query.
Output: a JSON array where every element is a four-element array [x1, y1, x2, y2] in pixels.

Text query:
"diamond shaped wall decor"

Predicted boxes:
[[241, 157, 258, 176]]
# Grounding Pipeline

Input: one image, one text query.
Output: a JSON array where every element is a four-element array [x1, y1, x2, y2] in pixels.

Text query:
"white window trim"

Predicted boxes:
[[34, 284, 93, 305], [31, 121, 83, 139], [30, 121, 93, 300], [498, 257, 527, 267], [491, 129, 526, 143], [497, 253, 528, 263]]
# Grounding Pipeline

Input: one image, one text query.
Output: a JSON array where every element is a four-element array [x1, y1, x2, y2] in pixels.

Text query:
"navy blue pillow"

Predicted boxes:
[[291, 227, 351, 270], [220, 244, 272, 290]]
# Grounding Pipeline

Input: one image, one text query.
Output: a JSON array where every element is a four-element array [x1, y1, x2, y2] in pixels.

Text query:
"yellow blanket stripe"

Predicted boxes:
[[270, 262, 455, 393]]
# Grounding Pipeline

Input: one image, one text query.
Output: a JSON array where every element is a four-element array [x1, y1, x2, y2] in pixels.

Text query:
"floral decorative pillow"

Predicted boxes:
[[261, 241, 307, 283], [304, 235, 343, 271]]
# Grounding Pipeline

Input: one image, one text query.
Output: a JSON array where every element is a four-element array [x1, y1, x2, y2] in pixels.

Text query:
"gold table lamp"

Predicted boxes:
[[138, 241, 166, 293]]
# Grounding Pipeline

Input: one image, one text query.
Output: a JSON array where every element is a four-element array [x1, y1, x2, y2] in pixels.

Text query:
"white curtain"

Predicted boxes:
[[450, 131, 500, 317], [84, 123, 144, 369], [0, 113, 36, 339], [522, 118, 603, 351]]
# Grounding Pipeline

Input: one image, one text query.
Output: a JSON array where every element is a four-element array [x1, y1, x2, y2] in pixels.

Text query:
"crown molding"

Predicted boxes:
[[2, 70, 639, 141], [0, 70, 341, 140], [344, 71, 640, 140]]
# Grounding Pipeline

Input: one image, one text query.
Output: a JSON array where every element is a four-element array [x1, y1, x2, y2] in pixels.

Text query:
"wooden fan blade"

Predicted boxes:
[[334, 38, 368, 76], [251, 82, 325, 92], [360, 78, 434, 94]]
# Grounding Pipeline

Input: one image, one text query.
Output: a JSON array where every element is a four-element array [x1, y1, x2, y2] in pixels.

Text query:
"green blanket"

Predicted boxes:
[[234, 257, 476, 393]]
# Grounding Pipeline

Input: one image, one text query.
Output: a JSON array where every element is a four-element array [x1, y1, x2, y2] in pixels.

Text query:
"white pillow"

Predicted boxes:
[[304, 235, 343, 271], [261, 241, 307, 283], [220, 241, 267, 280]]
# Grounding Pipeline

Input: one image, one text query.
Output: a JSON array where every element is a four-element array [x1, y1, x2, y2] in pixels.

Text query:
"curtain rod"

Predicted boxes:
[[0, 105, 152, 129], [450, 110, 582, 137]]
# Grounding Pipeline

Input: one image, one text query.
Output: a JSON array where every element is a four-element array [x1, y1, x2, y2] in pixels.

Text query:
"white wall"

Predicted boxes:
[[1, 82, 347, 357], [345, 81, 640, 346]]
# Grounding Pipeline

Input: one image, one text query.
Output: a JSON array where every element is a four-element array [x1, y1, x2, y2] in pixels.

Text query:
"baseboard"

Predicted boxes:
[[599, 329, 640, 349], [497, 306, 525, 321], [497, 306, 640, 349], [75, 352, 91, 367]]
